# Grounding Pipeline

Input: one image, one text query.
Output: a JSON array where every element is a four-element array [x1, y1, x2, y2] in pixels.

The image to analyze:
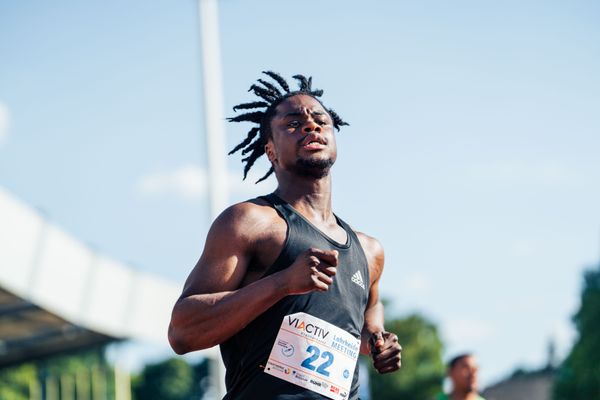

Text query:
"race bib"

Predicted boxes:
[[264, 312, 360, 400]]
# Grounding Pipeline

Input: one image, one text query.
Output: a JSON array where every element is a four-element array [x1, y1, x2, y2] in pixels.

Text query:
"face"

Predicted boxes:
[[449, 355, 479, 393], [265, 94, 336, 179]]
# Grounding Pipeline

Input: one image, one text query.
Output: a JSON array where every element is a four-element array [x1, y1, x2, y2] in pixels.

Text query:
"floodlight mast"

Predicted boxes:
[[199, 0, 228, 220], [198, 0, 228, 397]]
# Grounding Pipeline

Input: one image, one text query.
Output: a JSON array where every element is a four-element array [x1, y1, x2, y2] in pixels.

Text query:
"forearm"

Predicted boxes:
[[169, 273, 288, 354], [360, 300, 385, 355]]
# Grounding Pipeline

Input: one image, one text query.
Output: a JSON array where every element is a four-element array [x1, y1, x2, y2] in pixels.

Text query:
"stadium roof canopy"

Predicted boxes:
[[0, 187, 203, 368], [0, 286, 114, 367]]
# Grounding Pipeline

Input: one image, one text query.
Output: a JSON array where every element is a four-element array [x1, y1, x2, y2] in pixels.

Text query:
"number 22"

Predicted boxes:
[[301, 345, 334, 377]]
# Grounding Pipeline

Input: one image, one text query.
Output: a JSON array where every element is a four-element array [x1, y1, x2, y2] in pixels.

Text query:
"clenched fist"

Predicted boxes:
[[277, 248, 339, 295], [369, 331, 402, 374]]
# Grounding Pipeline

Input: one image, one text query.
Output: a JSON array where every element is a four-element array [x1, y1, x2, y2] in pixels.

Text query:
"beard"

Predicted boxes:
[[294, 157, 334, 179]]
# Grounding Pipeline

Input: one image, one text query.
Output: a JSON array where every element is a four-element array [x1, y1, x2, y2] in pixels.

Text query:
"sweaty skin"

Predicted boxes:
[[168, 94, 401, 376]]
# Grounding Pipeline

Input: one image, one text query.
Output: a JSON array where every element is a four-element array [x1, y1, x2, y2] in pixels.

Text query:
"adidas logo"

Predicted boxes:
[[351, 270, 365, 290]]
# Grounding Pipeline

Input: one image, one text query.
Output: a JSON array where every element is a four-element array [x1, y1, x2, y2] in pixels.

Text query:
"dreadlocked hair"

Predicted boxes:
[[227, 71, 349, 183]]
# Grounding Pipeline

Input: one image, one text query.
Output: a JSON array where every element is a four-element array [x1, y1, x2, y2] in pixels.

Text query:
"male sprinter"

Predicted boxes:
[[169, 72, 402, 399]]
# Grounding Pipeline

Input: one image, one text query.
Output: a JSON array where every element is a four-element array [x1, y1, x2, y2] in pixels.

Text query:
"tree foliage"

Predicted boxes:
[[0, 363, 36, 400], [132, 357, 209, 400], [132, 358, 193, 400], [553, 265, 600, 399], [366, 313, 445, 400]]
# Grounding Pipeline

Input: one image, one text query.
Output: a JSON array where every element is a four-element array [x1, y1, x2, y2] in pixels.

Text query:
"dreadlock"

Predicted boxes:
[[227, 71, 349, 183]]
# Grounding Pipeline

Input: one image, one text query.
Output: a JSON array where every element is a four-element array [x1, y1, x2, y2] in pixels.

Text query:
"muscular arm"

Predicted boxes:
[[168, 204, 283, 353], [358, 234, 386, 355], [168, 202, 338, 354], [357, 233, 402, 373]]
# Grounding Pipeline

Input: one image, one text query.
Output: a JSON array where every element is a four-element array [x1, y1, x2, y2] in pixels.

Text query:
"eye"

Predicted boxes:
[[287, 121, 300, 128]]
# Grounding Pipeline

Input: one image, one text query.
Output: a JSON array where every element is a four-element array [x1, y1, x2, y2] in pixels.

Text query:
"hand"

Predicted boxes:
[[369, 331, 402, 374], [277, 248, 338, 295]]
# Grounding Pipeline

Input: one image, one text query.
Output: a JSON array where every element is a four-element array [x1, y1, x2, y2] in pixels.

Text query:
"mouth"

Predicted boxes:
[[300, 134, 327, 150]]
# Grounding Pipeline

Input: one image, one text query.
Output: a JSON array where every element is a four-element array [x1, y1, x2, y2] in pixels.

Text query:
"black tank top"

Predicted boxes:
[[220, 194, 370, 399]]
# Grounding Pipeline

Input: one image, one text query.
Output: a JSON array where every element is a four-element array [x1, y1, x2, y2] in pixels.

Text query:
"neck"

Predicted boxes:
[[274, 172, 333, 222], [450, 390, 478, 400]]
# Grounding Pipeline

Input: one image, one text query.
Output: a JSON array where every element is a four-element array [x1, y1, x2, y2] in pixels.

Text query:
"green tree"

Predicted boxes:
[[366, 313, 445, 400], [191, 358, 211, 398], [132, 357, 194, 400], [0, 363, 36, 400], [553, 264, 600, 399]]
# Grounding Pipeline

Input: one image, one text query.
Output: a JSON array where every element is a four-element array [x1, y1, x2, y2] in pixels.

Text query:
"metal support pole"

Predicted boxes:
[[60, 374, 75, 400], [198, 0, 229, 398], [76, 368, 91, 400], [114, 366, 131, 400], [199, 0, 228, 219]]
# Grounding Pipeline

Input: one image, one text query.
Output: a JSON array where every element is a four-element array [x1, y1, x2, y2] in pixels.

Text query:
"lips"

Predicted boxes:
[[300, 133, 327, 148]]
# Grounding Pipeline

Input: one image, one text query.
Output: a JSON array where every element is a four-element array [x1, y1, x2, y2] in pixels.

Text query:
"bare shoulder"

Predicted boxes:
[[181, 196, 283, 296], [355, 232, 384, 259], [355, 231, 385, 284], [210, 197, 281, 242]]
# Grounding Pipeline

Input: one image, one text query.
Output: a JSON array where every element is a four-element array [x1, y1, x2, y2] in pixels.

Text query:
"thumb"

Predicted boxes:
[[370, 332, 385, 354]]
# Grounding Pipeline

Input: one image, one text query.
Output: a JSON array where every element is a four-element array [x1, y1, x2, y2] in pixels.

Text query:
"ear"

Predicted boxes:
[[264, 138, 277, 163]]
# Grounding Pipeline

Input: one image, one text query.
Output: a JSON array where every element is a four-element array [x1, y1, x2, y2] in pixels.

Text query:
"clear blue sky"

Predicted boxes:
[[2, 0, 600, 387]]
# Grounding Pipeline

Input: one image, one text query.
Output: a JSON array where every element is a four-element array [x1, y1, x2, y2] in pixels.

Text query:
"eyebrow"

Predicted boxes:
[[283, 110, 326, 118]]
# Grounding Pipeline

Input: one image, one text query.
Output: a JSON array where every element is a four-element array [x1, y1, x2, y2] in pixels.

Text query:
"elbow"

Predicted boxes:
[[168, 299, 222, 353], [168, 323, 190, 355], [168, 301, 195, 354], [168, 319, 217, 354]]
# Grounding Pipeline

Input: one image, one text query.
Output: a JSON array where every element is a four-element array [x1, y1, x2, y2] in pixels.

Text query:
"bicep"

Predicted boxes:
[[366, 276, 381, 310], [181, 208, 254, 298], [357, 233, 385, 309]]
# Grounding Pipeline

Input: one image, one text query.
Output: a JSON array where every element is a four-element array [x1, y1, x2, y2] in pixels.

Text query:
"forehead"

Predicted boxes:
[[273, 94, 328, 117], [454, 356, 477, 369]]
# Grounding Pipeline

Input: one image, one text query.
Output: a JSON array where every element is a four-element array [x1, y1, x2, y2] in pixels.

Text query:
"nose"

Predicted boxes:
[[303, 119, 321, 133]]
